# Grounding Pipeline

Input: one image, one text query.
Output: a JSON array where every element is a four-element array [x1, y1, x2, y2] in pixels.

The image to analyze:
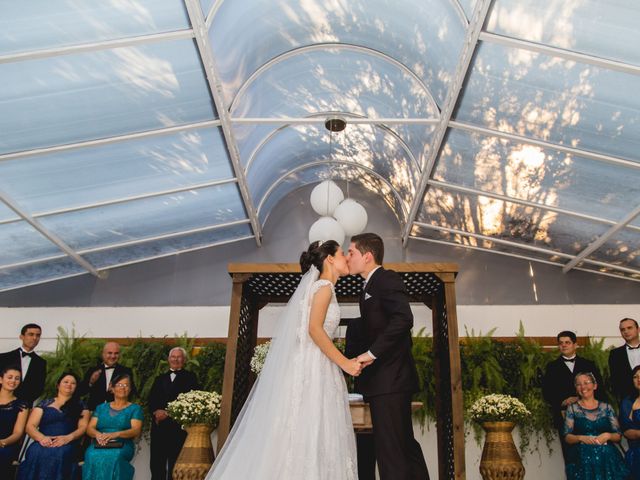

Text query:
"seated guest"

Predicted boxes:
[[149, 347, 199, 480], [619, 365, 640, 478], [83, 374, 143, 480], [17, 372, 89, 480], [0, 366, 29, 477], [80, 342, 135, 411], [563, 372, 628, 480], [0, 323, 47, 406]]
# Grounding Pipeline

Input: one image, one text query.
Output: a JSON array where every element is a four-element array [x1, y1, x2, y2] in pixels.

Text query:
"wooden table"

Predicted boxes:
[[350, 401, 423, 433]]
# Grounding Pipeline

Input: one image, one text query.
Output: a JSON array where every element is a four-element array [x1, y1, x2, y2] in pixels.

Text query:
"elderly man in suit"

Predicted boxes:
[[148, 347, 200, 480], [80, 341, 135, 411], [346, 232, 429, 480], [542, 330, 603, 462], [0, 323, 47, 406], [609, 317, 640, 404]]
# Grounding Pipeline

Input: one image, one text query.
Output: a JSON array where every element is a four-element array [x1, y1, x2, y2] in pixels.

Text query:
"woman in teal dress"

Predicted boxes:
[[83, 373, 143, 480], [18, 372, 90, 480], [620, 365, 640, 478], [563, 372, 629, 480], [0, 366, 29, 477]]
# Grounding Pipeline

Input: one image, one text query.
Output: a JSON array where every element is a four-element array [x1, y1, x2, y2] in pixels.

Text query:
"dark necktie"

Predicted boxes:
[[20, 350, 33, 358], [563, 357, 576, 363], [104, 365, 115, 370], [627, 344, 640, 350]]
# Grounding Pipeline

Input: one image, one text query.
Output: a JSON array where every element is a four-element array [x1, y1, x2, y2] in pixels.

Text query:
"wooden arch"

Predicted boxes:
[[219, 263, 464, 480]]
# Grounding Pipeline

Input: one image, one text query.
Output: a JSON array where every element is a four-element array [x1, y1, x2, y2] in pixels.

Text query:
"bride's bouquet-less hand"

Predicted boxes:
[[167, 390, 222, 428]]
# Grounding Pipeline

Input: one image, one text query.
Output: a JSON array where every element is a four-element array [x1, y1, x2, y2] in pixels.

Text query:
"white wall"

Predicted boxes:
[[3, 304, 639, 479]]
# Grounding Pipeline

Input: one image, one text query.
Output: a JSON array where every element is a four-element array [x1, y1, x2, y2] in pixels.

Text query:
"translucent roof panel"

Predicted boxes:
[[247, 124, 419, 213], [0, 1, 190, 56], [0, 128, 234, 215], [84, 222, 253, 269], [0, 204, 19, 224], [0, 221, 64, 268], [455, 41, 640, 163], [0, 259, 86, 293], [416, 186, 612, 255], [199, 0, 216, 19], [259, 164, 405, 227], [38, 184, 247, 252], [457, 0, 477, 21], [586, 227, 640, 272], [434, 128, 640, 222], [0, 39, 216, 155], [209, 0, 466, 106], [487, 0, 640, 66], [573, 262, 640, 282]]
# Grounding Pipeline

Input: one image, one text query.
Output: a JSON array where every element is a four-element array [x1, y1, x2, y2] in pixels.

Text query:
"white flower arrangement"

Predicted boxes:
[[468, 394, 531, 424], [166, 390, 222, 427], [250, 341, 271, 375]]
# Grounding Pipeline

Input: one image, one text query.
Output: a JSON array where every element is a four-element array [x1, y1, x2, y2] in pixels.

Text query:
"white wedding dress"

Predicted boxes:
[[206, 266, 358, 479]]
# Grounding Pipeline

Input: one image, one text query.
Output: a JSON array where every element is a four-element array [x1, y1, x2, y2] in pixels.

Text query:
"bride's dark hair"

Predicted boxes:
[[300, 240, 340, 274]]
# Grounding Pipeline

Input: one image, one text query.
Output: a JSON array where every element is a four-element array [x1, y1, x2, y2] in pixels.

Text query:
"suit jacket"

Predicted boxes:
[[0, 348, 47, 405], [80, 363, 135, 410], [346, 268, 419, 397], [542, 355, 603, 429], [609, 345, 637, 403], [148, 369, 200, 434]]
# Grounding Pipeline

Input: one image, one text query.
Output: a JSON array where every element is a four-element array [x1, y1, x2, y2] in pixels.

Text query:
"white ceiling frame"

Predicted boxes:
[[410, 236, 640, 284], [414, 221, 640, 278], [256, 160, 408, 223], [183, 0, 262, 245], [0, 235, 255, 294], [480, 32, 640, 77], [231, 117, 440, 126], [0, 189, 102, 278], [563, 204, 640, 273], [450, 120, 640, 170], [401, 0, 495, 245], [0, 29, 194, 64], [229, 43, 441, 116], [428, 179, 640, 232], [0, 120, 221, 163], [2, 218, 251, 270], [244, 112, 422, 177], [0, 178, 238, 227]]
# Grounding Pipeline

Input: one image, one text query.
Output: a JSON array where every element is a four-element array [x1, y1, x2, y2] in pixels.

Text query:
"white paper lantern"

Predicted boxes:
[[310, 180, 344, 216], [334, 198, 368, 236], [308, 216, 345, 245]]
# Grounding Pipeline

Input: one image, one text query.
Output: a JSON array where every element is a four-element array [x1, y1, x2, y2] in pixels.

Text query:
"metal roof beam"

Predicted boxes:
[[562, 204, 640, 273], [183, 0, 262, 245], [480, 32, 640, 77], [0, 190, 102, 277], [401, 0, 495, 245], [231, 117, 439, 125], [0, 30, 194, 64]]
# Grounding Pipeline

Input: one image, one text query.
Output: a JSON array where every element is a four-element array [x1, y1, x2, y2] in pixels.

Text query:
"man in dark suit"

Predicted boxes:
[[0, 323, 47, 406], [346, 232, 429, 480], [609, 317, 640, 404], [148, 347, 200, 480], [542, 330, 603, 461], [80, 341, 135, 411]]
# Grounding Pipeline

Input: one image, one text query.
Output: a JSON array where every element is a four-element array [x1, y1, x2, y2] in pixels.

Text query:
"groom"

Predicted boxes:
[[346, 233, 429, 480]]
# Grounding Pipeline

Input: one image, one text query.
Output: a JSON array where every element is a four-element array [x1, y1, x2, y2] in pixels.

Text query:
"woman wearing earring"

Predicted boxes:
[[0, 366, 29, 477]]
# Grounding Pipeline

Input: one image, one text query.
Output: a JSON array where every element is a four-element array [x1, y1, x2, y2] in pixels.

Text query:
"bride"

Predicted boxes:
[[206, 240, 361, 479]]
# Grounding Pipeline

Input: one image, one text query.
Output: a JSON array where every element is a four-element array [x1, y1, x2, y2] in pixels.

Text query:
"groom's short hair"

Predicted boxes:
[[351, 233, 384, 265]]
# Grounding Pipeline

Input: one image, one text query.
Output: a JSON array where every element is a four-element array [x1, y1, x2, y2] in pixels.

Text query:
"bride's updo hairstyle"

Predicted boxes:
[[300, 240, 340, 274]]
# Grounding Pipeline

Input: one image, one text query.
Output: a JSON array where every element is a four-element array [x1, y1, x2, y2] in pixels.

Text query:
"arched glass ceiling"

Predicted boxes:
[[209, 0, 467, 106], [0, 0, 639, 292]]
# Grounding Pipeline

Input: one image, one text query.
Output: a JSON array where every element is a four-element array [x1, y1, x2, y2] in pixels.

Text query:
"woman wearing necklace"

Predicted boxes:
[[563, 372, 628, 480], [82, 373, 143, 480], [0, 366, 29, 477], [619, 365, 640, 477]]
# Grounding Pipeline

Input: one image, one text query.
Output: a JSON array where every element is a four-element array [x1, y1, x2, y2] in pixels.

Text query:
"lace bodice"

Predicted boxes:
[[310, 279, 341, 337]]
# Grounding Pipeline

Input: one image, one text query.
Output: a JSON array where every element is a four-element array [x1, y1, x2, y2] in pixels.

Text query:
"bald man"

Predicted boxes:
[[80, 341, 135, 410]]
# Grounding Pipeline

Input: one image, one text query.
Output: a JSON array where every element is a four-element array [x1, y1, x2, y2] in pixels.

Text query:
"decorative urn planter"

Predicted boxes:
[[172, 424, 215, 480], [479, 421, 525, 480]]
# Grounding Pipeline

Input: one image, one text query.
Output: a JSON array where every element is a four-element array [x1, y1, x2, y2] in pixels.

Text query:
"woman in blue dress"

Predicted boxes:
[[17, 372, 90, 480], [0, 366, 29, 477], [83, 373, 143, 480], [563, 371, 629, 480], [619, 365, 640, 478]]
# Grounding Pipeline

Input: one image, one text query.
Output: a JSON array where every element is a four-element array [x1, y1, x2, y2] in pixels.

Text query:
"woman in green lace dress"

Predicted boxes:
[[83, 374, 142, 480], [563, 372, 629, 480]]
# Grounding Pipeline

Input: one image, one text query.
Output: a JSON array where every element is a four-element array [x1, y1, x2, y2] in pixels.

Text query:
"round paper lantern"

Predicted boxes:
[[308, 216, 345, 246], [334, 198, 368, 236], [310, 180, 344, 216]]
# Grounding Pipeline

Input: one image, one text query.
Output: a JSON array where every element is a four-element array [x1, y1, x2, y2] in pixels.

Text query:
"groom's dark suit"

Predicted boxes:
[[347, 267, 428, 480], [609, 345, 638, 403]]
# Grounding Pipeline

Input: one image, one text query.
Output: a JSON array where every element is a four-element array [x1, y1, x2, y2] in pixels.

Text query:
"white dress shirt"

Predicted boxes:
[[626, 344, 640, 369], [20, 348, 33, 379], [363, 266, 381, 361]]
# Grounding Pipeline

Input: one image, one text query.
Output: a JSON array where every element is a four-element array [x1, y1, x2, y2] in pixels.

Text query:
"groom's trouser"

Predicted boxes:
[[369, 392, 429, 480]]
